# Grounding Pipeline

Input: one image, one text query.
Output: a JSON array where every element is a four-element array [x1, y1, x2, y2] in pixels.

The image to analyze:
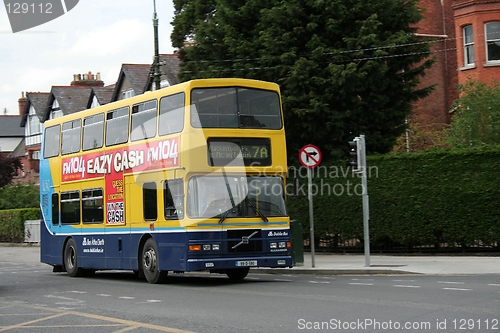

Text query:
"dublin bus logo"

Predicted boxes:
[[3, 0, 79, 33]]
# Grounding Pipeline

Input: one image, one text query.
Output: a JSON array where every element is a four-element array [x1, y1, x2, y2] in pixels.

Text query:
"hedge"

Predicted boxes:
[[0, 208, 40, 243], [287, 146, 500, 252]]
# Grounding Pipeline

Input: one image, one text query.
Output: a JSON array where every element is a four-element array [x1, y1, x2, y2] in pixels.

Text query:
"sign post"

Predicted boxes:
[[299, 144, 322, 268]]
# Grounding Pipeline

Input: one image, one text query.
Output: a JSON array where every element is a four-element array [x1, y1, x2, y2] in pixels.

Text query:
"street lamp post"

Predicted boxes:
[[152, 0, 161, 91]]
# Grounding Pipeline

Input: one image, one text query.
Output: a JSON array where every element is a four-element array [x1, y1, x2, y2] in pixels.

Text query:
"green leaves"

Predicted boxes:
[[171, 0, 434, 160], [446, 80, 500, 148]]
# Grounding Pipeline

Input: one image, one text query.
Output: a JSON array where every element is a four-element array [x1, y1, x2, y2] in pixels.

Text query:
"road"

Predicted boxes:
[[1, 261, 499, 332]]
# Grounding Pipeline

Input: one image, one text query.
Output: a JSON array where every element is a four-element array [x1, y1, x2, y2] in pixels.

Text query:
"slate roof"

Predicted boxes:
[[111, 64, 151, 101], [46, 86, 93, 121], [0, 115, 24, 137], [88, 85, 115, 108], [9, 138, 25, 158], [145, 54, 181, 90], [20, 92, 50, 127]]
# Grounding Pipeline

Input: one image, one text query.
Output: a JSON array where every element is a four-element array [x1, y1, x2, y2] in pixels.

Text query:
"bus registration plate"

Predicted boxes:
[[236, 260, 257, 267]]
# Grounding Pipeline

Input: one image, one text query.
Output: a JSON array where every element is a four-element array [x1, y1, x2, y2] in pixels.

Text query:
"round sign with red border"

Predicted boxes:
[[299, 144, 322, 168]]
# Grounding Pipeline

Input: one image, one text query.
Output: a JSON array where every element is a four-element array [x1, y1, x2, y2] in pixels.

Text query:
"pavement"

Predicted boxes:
[[2, 243, 500, 275]]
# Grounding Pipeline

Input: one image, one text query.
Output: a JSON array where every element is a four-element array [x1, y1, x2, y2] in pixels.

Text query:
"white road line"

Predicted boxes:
[[442, 287, 472, 291], [119, 296, 135, 300], [97, 294, 111, 297], [146, 300, 162, 303], [438, 281, 465, 284], [349, 283, 373, 286], [488, 284, 500, 287], [392, 279, 415, 282], [351, 278, 374, 281], [393, 284, 421, 288], [273, 278, 293, 282], [69, 291, 87, 294]]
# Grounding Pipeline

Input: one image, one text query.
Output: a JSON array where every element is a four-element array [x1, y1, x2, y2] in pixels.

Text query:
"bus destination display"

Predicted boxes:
[[207, 138, 271, 166]]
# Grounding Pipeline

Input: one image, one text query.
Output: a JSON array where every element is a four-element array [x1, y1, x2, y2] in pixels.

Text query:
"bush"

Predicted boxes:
[[287, 146, 500, 251], [0, 208, 40, 243]]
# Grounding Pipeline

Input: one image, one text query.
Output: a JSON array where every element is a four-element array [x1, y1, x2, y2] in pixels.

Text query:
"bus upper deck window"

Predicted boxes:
[[106, 107, 130, 146]]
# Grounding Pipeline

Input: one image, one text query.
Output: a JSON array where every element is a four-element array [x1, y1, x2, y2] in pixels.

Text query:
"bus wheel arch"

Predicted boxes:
[[140, 237, 168, 284], [63, 237, 83, 277], [225, 268, 250, 281]]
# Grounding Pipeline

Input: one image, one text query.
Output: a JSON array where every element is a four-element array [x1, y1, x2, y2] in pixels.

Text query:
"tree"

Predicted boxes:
[[0, 154, 21, 188], [0, 182, 39, 209], [446, 79, 500, 148], [171, 0, 434, 160]]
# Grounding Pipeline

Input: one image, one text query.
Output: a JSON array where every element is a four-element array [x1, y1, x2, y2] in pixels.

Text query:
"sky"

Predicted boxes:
[[0, 0, 175, 116]]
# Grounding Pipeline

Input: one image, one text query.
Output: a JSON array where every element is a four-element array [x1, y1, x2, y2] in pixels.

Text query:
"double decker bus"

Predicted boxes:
[[40, 78, 292, 283]]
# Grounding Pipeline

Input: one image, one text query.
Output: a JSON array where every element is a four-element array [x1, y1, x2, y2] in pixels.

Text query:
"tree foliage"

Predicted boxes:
[[446, 79, 500, 148], [0, 182, 40, 209], [171, 0, 434, 159], [0, 154, 21, 188]]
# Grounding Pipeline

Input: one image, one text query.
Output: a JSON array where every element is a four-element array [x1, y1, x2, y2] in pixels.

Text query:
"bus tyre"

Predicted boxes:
[[142, 238, 168, 284], [225, 268, 250, 281], [64, 238, 83, 277]]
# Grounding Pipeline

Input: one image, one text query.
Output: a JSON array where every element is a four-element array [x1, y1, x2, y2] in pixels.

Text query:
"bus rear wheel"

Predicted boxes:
[[142, 238, 168, 284], [226, 268, 250, 281], [64, 238, 83, 277]]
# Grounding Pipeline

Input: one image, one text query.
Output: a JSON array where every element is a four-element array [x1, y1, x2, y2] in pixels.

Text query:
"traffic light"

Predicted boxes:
[[347, 138, 361, 171]]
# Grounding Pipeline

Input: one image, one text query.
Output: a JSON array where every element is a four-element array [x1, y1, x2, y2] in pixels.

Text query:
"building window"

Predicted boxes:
[[485, 22, 500, 62], [463, 25, 475, 66], [50, 99, 63, 119], [122, 89, 135, 99]]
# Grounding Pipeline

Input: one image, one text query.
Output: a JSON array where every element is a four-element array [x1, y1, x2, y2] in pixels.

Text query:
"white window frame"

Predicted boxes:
[[463, 25, 475, 66], [485, 22, 500, 63]]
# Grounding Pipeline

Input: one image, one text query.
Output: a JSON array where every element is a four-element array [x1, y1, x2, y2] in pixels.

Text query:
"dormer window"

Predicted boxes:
[[50, 99, 63, 119], [122, 89, 135, 99]]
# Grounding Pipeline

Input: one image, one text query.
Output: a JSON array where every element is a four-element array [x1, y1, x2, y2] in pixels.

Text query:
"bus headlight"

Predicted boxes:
[[270, 242, 277, 249], [212, 244, 220, 251]]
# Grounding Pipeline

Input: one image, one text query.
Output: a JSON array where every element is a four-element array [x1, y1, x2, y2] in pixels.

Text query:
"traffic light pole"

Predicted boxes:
[[359, 135, 371, 267]]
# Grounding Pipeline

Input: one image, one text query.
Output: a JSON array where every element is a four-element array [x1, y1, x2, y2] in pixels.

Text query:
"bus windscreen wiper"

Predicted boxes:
[[245, 197, 268, 222], [218, 208, 231, 224]]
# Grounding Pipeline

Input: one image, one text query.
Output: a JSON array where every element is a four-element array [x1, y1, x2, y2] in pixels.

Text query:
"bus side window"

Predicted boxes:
[[131, 99, 157, 141], [159, 93, 185, 135], [60, 191, 80, 224], [164, 179, 184, 220], [82, 188, 104, 223], [83, 113, 104, 151], [51, 193, 59, 225], [61, 119, 82, 155], [43, 125, 61, 158], [143, 182, 158, 221], [106, 106, 130, 146]]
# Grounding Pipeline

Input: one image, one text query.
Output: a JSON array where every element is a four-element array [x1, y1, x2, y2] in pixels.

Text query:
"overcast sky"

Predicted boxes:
[[0, 0, 175, 116]]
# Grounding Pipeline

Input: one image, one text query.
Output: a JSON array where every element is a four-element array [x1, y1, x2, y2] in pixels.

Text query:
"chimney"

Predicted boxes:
[[70, 74, 82, 86], [18, 91, 27, 116], [70, 71, 104, 87]]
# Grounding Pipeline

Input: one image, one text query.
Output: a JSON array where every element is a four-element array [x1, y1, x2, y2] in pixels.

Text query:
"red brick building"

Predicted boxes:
[[398, 0, 500, 151]]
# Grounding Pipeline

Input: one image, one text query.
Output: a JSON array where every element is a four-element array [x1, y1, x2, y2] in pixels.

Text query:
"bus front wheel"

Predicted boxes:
[[226, 268, 250, 281], [142, 238, 168, 284], [64, 238, 83, 277]]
